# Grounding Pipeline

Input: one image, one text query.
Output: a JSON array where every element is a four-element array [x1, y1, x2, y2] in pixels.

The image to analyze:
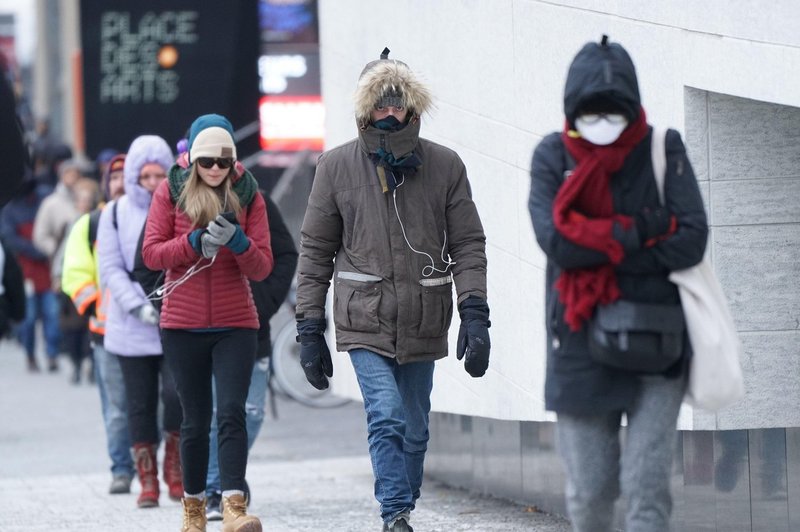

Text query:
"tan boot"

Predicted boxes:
[[222, 494, 262, 532], [181, 497, 207, 532]]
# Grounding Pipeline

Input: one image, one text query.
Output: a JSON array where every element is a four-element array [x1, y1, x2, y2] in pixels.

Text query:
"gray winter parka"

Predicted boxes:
[[296, 119, 487, 364]]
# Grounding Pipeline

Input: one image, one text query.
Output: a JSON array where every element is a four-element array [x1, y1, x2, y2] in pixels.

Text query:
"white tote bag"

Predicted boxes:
[[651, 128, 745, 411], [668, 261, 744, 409]]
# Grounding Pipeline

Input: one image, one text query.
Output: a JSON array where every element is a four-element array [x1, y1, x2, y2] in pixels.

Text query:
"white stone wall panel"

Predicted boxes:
[[318, 0, 800, 427]]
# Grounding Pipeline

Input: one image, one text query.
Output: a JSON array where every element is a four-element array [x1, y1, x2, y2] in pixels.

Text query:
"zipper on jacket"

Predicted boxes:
[[206, 262, 212, 328]]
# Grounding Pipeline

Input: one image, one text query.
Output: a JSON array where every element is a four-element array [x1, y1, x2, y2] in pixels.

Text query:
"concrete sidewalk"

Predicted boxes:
[[0, 339, 570, 531]]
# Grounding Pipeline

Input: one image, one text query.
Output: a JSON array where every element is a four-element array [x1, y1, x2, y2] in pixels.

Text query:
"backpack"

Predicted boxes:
[[132, 222, 165, 311]]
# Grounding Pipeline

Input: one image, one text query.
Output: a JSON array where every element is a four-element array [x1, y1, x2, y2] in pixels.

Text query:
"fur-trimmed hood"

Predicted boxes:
[[354, 53, 433, 126]]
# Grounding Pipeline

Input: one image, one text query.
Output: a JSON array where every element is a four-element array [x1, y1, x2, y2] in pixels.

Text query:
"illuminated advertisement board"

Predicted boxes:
[[258, 0, 324, 152], [80, 1, 260, 158]]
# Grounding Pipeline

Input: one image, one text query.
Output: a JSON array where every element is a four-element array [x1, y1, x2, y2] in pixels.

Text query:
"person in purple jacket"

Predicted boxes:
[[97, 135, 183, 509]]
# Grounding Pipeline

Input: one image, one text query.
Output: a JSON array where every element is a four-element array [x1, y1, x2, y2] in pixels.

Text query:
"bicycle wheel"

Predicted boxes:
[[271, 319, 350, 408]]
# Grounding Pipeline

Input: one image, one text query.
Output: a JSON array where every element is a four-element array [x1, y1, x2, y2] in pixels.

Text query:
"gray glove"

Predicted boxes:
[[206, 215, 237, 246], [131, 303, 160, 326], [200, 232, 222, 258]]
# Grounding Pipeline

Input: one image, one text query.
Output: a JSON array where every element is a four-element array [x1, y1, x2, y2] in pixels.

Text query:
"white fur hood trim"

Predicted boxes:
[[354, 61, 433, 124]]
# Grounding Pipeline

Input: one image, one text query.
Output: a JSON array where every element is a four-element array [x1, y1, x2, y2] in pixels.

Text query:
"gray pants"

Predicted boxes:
[[557, 374, 686, 532]]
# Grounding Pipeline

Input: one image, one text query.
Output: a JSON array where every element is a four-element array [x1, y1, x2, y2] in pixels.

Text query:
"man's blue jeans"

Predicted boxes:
[[350, 348, 435, 523], [93, 343, 134, 477], [19, 290, 61, 360], [206, 356, 269, 494]]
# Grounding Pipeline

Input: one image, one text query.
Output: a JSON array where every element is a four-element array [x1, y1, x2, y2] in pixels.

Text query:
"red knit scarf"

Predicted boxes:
[[554, 107, 648, 331]]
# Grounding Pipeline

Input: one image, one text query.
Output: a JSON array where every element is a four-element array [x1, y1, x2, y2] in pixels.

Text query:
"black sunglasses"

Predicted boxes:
[[196, 157, 234, 169]]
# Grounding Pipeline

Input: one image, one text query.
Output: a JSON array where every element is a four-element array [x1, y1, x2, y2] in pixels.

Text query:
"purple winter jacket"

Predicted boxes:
[[97, 135, 173, 357]]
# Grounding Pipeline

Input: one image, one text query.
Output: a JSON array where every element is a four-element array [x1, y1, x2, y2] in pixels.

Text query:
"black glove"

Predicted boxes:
[[296, 318, 333, 390], [634, 207, 672, 244], [456, 296, 491, 378]]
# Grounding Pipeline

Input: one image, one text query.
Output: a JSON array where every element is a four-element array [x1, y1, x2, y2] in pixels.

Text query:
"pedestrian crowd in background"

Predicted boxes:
[[0, 34, 725, 532], [0, 65, 298, 531]]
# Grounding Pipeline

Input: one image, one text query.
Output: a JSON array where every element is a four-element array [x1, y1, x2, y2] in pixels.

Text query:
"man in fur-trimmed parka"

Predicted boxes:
[[295, 48, 490, 532]]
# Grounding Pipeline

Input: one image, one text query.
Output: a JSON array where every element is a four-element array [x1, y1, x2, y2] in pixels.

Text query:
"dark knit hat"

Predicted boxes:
[[96, 148, 120, 167], [377, 89, 404, 110], [187, 114, 237, 163]]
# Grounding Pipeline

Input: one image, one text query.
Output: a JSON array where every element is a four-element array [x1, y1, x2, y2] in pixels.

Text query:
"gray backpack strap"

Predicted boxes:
[[651, 126, 667, 205]]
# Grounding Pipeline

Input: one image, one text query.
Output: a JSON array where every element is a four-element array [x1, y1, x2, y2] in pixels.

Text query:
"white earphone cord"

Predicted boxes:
[[146, 192, 232, 303], [146, 254, 217, 302], [392, 187, 455, 278]]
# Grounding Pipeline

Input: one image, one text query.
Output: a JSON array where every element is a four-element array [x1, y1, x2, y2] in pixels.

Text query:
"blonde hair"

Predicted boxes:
[[178, 165, 242, 227]]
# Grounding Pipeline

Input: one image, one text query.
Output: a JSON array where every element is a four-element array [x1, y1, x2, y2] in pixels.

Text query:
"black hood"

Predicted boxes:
[[563, 36, 641, 126]]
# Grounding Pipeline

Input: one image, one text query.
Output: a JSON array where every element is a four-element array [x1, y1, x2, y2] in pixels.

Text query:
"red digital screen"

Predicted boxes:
[[259, 94, 324, 152]]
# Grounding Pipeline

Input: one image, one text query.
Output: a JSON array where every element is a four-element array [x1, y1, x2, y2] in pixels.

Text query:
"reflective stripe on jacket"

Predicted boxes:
[[61, 211, 107, 337]]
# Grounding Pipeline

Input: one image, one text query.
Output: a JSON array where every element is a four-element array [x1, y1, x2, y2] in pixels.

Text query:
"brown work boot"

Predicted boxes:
[[181, 497, 207, 532], [133, 443, 160, 508], [163, 431, 184, 501], [222, 494, 262, 532]]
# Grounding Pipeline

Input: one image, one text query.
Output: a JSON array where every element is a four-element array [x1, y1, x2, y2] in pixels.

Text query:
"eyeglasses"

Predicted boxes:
[[196, 157, 234, 169], [576, 113, 627, 125]]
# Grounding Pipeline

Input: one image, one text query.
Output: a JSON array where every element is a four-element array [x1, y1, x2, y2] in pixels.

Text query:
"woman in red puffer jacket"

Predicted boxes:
[[142, 113, 272, 532]]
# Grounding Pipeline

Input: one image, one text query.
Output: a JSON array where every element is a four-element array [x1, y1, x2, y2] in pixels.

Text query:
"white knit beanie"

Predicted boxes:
[[189, 126, 237, 162], [187, 114, 238, 163]]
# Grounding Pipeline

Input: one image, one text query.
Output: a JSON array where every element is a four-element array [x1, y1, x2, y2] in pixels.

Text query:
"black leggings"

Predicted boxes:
[[161, 328, 256, 494], [116, 353, 182, 443]]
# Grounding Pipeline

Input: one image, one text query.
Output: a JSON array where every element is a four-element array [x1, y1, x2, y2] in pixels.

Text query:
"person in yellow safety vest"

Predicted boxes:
[[61, 153, 134, 495]]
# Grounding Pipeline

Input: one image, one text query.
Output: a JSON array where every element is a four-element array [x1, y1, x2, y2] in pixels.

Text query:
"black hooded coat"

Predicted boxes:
[[528, 40, 709, 414], [0, 74, 27, 207]]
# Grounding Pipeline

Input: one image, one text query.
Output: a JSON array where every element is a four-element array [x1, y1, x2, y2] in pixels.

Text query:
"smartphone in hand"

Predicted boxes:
[[219, 211, 239, 225]]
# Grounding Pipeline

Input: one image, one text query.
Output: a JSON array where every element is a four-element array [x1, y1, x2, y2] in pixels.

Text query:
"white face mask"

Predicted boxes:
[[575, 114, 628, 146]]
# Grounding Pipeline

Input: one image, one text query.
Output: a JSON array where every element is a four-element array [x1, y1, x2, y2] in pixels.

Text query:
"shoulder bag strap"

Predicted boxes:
[[651, 126, 667, 205]]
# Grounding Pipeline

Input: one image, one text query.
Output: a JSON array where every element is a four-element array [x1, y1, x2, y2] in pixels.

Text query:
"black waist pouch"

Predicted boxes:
[[588, 300, 685, 373]]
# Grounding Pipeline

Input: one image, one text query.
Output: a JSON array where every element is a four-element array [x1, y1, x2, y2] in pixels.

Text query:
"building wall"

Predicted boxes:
[[427, 416, 800, 530], [683, 89, 800, 430], [320, 0, 800, 427]]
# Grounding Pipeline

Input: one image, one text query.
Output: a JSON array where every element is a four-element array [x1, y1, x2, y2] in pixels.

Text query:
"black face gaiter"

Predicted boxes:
[[372, 115, 405, 131]]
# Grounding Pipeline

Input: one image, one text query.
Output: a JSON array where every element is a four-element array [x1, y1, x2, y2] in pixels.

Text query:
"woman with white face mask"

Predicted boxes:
[[573, 110, 628, 146], [528, 35, 709, 532]]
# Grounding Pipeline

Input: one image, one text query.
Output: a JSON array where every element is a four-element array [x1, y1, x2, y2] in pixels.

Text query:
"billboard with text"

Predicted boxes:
[[80, 0, 260, 159]]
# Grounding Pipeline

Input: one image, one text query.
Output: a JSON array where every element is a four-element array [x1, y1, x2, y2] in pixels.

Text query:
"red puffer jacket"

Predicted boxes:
[[142, 179, 273, 330]]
